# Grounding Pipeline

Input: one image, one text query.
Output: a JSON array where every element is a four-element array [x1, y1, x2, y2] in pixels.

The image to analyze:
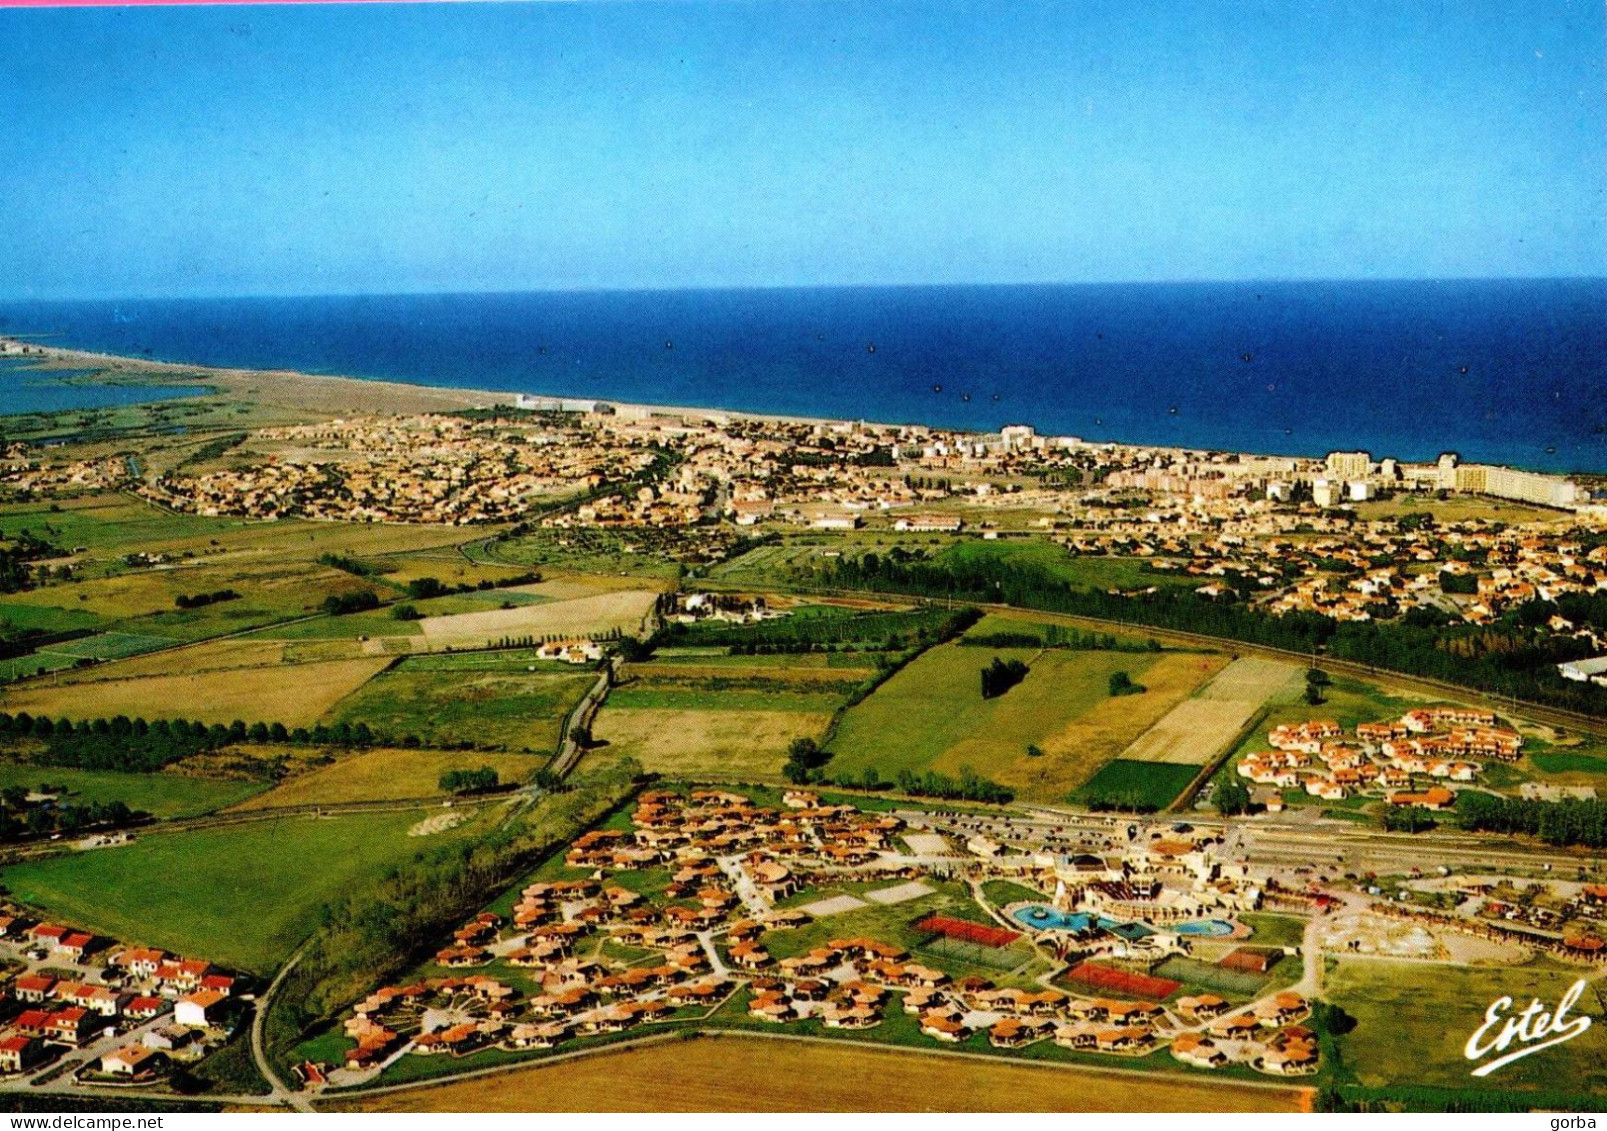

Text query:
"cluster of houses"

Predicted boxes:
[[316, 789, 913, 1081], [314, 787, 1329, 1087], [744, 940, 1317, 1077], [145, 414, 660, 525], [1447, 879, 1607, 956], [0, 453, 130, 499], [0, 912, 240, 1082], [1237, 706, 1522, 808]]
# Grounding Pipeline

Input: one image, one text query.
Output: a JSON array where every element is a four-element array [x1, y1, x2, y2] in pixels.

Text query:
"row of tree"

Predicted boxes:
[[0, 712, 381, 773], [1454, 789, 1607, 848]]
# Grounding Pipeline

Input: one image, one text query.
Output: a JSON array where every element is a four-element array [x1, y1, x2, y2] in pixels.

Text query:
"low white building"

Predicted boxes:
[[1558, 657, 1607, 686]]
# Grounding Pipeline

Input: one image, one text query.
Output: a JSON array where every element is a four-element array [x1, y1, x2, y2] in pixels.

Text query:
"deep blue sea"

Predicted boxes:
[[2, 279, 1604, 472]]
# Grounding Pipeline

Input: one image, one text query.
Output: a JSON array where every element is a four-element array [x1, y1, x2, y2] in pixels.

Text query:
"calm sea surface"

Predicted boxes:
[[2, 279, 1603, 471]]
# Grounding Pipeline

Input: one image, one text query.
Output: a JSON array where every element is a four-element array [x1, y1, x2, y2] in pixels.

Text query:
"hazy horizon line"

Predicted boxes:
[[3, 272, 1605, 307]]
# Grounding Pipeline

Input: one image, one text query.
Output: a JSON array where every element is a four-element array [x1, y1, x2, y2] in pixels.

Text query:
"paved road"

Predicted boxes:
[[549, 658, 616, 779], [252, 948, 311, 1111]]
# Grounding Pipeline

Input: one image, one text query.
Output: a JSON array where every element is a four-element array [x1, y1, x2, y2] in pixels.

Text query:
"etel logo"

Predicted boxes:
[[1464, 979, 1593, 1077]]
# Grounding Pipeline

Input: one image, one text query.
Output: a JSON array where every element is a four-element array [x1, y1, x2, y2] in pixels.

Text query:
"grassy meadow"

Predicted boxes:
[[3, 808, 494, 973], [0, 761, 269, 818], [231, 746, 543, 808], [324, 663, 595, 751], [825, 639, 1226, 801], [1326, 957, 1607, 1095], [590, 654, 871, 778]]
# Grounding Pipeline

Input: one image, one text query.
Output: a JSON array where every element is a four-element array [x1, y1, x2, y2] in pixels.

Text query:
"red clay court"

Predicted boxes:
[[1063, 961, 1182, 1000], [915, 916, 1022, 949]]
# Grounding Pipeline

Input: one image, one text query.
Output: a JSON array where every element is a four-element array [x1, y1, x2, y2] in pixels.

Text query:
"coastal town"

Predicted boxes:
[[0, 343, 1606, 1113], [5, 373, 1607, 651]]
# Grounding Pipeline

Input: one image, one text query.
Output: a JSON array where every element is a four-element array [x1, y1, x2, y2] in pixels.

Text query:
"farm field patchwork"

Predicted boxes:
[[33, 638, 312, 684], [1073, 759, 1201, 810], [592, 709, 834, 779], [416, 589, 659, 647], [1, 557, 386, 640], [826, 641, 1226, 801], [2, 808, 494, 973], [1121, 658, 1302, 766], [0, 601, 105, 633], [590, 655, 869, 778]]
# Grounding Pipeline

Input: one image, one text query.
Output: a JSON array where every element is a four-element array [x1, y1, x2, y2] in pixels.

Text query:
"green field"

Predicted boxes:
[[0, 602, 106, 633], [3, 809, 490, 973], [40, 632, 178, 661], [1074, 759, 1200, 810], [0, 651, 81, 681], [388, 649, 579, 673], [0, 497, 246, 554], [1326, 958, 1607, 1095], [934, 540, 1199, 592], [251, 610, 421, 641], [0, 762, 269, 818], [606, 686, 845, 712], [1237, 912, 1308, 948], [326, 663, 594, 751], [1529, 750, 1607, 775], [606, 659, 860, 714], [825, 641, 1163, 796]]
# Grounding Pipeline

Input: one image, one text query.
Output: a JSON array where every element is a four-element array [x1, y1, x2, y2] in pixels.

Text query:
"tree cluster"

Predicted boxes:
[[175, 589, 240, 610], [321, 589, 380, 616], [438, 767, 500, 795], [980, 657, 1029, 699]]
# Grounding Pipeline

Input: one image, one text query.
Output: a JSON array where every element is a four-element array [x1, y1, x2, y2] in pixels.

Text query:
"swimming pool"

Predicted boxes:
[[1011, 905, 1233, 939], [1171, 919, 1236, 937], [1011, 906, 1107, 933]]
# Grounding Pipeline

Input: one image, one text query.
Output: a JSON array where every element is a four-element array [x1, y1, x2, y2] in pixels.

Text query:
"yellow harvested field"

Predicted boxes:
[[591, 708, 832, 778], [504, 575, 672, 600], [1193, 657, 1304, 702], [230, 747, 542, 808], [1122, 658, 1299, 765], [336, 1035, 1309, 1112], [3, 657, 390, 726], [1120, 698, 1263, 765], [418, 590, 659, 646], [39, 638, 295, 685]]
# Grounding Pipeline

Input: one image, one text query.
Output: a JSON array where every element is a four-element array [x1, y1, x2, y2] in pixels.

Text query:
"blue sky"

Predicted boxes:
[[1, 0, 1603, 298]]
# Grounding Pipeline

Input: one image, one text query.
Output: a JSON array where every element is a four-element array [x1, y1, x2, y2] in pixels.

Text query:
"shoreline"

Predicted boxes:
[[1, 337, 1597, 482]]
